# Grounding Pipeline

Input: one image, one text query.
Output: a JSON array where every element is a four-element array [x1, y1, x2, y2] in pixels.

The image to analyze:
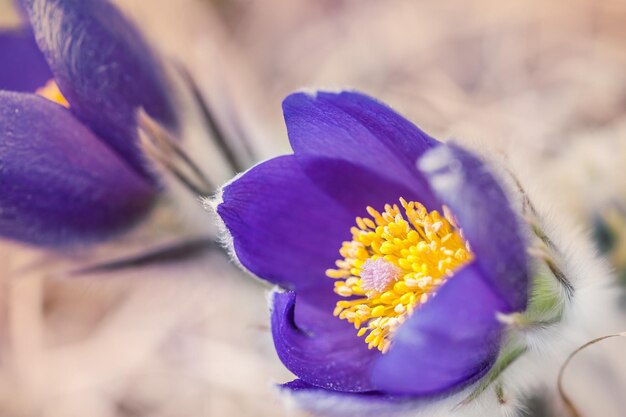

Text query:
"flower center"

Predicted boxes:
[[326, 198, 473, 353], [360, 258, 401, 295], [36, 80, 69, 108]]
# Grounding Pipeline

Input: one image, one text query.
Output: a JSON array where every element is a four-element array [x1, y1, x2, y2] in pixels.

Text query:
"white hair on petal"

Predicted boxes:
[[202, 166, 279, 290]]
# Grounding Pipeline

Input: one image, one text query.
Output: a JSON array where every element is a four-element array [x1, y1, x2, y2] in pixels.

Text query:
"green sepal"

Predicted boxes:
[[458, 265, 566, 407], [521, 266, 565, 326]]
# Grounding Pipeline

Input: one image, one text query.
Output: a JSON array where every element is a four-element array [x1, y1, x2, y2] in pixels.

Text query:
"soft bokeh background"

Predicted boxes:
[[1, 0, 625, 416]]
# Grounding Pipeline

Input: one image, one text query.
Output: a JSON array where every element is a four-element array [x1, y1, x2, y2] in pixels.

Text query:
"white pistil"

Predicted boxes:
[[360, 258, 401, 297]]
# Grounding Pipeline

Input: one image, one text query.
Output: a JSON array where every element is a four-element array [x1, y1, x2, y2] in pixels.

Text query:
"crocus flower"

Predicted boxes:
[[0, 0, 178, 247], [214, 91, 530, 402]]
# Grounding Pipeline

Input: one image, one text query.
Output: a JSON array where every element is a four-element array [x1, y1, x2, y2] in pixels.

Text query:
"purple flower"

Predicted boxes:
[[215, 91, 530, 399], [0, 0, 177, 247]]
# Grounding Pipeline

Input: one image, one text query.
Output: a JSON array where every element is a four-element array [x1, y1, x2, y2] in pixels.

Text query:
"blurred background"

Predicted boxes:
[[0, 0, 625, 416]]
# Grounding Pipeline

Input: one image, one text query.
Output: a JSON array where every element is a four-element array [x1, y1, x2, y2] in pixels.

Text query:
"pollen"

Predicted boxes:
[[36, 80, 69, 108], [326, 198, 473, 353]]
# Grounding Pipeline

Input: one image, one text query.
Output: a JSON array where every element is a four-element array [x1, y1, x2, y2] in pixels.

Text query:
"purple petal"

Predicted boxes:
[[217, 155, 354, 291], [418, 144, 529, 311], [284, 91, 439, 192], [218, 153, 440, 292], [271, 291, 379, 392], [297, 156, 439, 217], [22, 0, 177, 179], [0, 28, 51, 92], [0, 91, 156, 246], [371, 263, 506, 395], [282, 379, 319, 392]]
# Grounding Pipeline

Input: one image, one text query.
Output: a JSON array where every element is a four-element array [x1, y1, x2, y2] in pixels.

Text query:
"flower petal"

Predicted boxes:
[[371, 263, 507, 395], [418, 144, 529, 311], [283, 91, 438, 191], [297, 156, 439, 216], [22, 0, 177, 179], [217, 155, 354, 290], [271, 291, 378, 392], [0, 91, 156, 246], [0, 28, 51, 92]]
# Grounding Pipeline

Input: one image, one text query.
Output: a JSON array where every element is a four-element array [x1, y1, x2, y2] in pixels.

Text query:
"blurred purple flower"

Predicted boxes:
[[0, 0, 178, 247], [215, 91, 530, 399]]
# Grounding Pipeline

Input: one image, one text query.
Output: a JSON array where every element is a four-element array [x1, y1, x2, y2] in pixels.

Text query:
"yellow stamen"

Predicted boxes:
[[36, 80, 69, 108], [326, 198, 473, 353]]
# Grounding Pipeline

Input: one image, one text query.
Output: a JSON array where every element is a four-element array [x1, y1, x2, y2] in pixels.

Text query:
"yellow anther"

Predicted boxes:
[[326, 198, 473, 353], [326, 269, 349, 279], [337, 286, 353, 297], [345, 277, 359, 287], [36, 79, 69, 108], [394, 304, 406, 314], [363, 218, 377, 229], [380, 242, 395, 254]]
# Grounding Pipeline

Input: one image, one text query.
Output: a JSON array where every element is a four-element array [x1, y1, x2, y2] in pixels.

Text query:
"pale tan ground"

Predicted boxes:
[[0, 0, 625, 416]]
